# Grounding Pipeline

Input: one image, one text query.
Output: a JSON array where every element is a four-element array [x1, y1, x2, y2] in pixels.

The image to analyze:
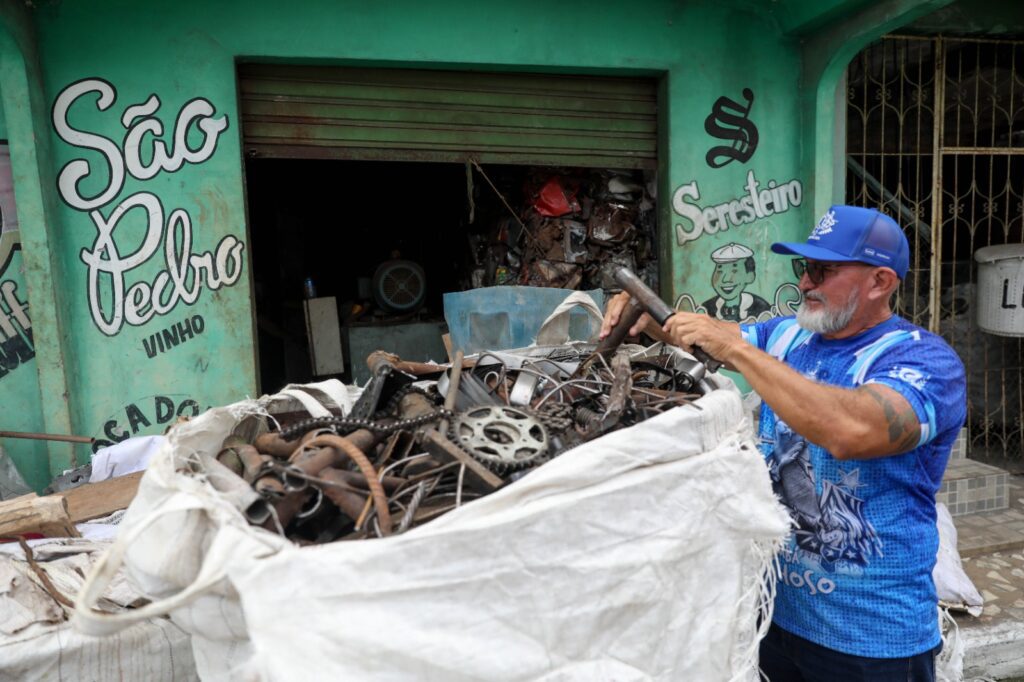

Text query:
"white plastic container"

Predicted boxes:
[[974, 243, 1024, 337]]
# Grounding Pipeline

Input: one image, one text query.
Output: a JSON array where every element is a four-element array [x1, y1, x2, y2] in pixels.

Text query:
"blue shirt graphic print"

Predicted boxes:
[[740, 315, 966, 658]]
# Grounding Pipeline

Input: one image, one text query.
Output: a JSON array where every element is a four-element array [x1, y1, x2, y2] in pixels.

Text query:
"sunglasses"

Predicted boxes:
[[791, 258, 846, 285]]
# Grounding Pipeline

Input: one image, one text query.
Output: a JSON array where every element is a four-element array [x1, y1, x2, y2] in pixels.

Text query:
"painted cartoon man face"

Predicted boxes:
[[711, 259, 756, 302]]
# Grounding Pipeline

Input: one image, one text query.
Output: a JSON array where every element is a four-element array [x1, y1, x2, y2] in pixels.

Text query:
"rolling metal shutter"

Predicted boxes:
[[238, 64, 657, 169]]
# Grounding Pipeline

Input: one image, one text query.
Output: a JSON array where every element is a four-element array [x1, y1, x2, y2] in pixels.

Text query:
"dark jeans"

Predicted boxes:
[[759, 622, 939, 682]]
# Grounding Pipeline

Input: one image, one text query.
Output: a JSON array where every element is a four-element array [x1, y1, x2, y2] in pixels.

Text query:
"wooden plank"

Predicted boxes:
[[56, 471, 144, 523], [0, 494, 79, 538]]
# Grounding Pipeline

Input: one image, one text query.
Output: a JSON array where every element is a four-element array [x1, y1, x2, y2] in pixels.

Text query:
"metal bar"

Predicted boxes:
[[887, 34, 935, 43], [438, 349, 464, 435], [890, 34, 1024, 47], [940, 147, 1024, 155], [928, 37, 945, 334], [0, 430, 92, 444], [910, 38, 927, 323], [847, 156, 931, 245]]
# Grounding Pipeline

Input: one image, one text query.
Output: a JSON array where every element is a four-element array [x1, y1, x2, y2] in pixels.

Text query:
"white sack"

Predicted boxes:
[[933, 502, 983, 617], [0, 537, 196, 681], [0, 616, 195, 681], [74, 382, 790, 682]]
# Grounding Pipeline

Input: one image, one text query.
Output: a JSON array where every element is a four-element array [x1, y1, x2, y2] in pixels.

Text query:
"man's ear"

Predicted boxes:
[[869, 267, 900, 301]]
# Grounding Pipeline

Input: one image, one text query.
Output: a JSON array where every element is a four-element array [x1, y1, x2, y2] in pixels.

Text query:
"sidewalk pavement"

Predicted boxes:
[[953, 473, 1024, 681]]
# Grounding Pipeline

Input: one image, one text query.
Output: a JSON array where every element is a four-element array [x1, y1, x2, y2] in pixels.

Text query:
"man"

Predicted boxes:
[[700, 242, 771, 322], [601, 205, 966, 682]]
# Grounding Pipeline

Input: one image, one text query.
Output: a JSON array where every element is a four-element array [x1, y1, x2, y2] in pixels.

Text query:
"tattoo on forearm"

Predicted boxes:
[[862, 385, 921, 452]]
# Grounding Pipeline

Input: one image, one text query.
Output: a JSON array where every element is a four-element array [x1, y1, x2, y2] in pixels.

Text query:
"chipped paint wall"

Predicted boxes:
[[0, 162, 49, 491], [0, 0, 957, 484]]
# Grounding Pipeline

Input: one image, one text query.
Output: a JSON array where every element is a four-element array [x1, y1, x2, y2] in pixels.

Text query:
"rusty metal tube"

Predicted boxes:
[[199, 452, 272, 525], [438, 349, 464, 434], [289, 426, 382, 471], [0, 430, 93, 444], [289, 445, 338, 477], [264, 489, 312, 532], [298, 434, 391, 536], [318, 468, 376, 520], [367, 349, 476, 376], [321, 468, 405, 493], [254, 475, 286, 499], [593, 297, 644, 362], [254, 431, 299, 457], [612, 265, 722, 372], [235, 445, 269, 482]]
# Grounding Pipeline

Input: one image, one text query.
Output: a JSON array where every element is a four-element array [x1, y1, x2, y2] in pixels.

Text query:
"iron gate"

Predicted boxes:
[[847, 35, 1024, 464]]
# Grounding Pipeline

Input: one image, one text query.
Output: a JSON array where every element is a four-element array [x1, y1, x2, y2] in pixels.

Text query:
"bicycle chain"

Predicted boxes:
[[377, 384, 438, 420], [279, 409, 452, 441], [536, 402, 575, 433]]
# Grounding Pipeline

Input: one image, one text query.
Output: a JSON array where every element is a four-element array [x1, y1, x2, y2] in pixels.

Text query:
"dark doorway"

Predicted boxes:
[[245, 158, 656, 393]]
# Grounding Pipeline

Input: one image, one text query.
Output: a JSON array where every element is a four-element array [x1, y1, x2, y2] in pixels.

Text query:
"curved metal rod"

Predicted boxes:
[[299, 434, 392, 537], [534, 378, 611, 408], [379, 452, 432, 479], [473, 352, 510, 402], [521, 357, 570, 380], [389, 473, 442, 504]]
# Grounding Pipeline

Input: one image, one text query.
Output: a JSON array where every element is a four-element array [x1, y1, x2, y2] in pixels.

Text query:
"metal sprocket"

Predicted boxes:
[[450, 405, 550, 472]]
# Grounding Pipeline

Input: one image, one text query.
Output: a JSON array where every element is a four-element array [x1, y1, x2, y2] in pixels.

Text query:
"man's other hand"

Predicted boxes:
[[599, 291, 654, 340]]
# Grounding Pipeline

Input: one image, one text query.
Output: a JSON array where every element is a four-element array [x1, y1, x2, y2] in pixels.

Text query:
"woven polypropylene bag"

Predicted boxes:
[[74, 381, 789, 682]]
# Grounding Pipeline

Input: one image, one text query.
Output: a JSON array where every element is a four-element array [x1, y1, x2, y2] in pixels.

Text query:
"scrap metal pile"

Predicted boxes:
[[467, 168, 658, 292], [209, 346, 709, 544]]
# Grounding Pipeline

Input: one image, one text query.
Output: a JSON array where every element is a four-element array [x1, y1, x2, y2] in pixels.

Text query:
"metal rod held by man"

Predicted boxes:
[[611, 266, 724, 373]]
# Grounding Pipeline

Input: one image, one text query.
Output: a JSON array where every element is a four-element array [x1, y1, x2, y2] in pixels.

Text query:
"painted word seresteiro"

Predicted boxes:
[[52, 78, 244, 336], [143, 314, 205, 358], [672, 169, 803, 245]]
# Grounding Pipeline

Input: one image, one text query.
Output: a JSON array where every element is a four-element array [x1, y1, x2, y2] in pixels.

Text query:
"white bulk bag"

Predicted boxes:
[[73, 380, 789, 682]]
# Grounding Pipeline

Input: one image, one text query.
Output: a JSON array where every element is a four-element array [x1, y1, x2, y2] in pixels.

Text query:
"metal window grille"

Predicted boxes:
[[846, 35, 1024, 464]]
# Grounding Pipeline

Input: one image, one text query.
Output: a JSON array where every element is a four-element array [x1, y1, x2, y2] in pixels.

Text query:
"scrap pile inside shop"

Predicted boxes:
[[466, 166, 658, 293]]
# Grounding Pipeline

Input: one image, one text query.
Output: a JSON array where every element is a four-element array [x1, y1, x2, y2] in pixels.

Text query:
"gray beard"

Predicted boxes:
[[797, 288, 859, 335]]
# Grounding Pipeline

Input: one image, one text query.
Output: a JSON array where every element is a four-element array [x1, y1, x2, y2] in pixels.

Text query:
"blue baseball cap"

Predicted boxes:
[[771, 205, 910, 279]]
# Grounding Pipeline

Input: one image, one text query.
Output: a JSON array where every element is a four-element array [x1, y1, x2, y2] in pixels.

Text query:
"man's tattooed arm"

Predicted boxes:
[[861, 384, 921, 453]]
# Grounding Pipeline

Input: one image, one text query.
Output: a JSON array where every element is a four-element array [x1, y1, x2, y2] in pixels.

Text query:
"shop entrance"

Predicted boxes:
[[238, 63, 659, 393]]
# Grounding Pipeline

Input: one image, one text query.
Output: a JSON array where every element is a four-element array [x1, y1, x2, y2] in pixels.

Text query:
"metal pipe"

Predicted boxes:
[[612, 266, 721, 374], [846, 156, 931, 246], [0, 430, 92, 444], [299, 434, 392, 536], [439, 350, 464, 434]]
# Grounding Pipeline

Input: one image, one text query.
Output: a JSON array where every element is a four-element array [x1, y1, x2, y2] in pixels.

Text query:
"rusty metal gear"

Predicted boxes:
[[449, 406, 550, 472]]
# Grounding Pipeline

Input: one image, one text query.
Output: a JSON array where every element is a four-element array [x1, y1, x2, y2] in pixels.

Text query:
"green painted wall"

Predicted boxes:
[[0, 229, 51, 491], [0, 0, 981, 484], [0, 74, 45, 492]]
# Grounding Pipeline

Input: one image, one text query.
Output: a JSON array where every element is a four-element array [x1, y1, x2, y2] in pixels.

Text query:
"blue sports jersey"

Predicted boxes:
[[740, 315, 966, 658]]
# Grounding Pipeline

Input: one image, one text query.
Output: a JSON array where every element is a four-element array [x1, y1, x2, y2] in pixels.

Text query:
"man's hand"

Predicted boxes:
[[599, 291, 655, 340], [661, 311, 742, 365]]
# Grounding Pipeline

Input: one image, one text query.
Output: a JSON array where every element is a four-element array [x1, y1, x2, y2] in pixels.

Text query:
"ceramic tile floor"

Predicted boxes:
[[953, 474, 1024, 631]]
